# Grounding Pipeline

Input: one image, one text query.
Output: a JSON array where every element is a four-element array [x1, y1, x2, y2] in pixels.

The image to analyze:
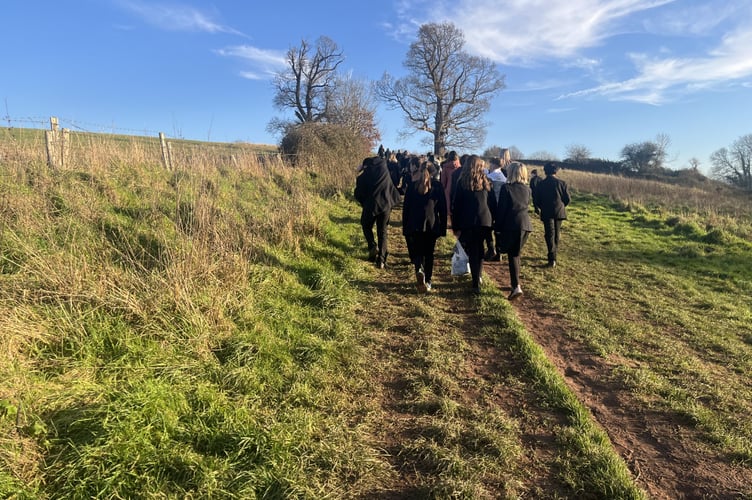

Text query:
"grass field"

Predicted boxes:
[[1, 130, 750, 498]]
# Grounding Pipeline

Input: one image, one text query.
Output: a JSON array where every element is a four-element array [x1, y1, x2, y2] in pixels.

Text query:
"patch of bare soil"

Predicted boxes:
[[483, 258, 752, 500]]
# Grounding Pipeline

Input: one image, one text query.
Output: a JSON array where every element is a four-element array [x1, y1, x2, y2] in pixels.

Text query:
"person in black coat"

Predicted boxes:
[[529, 168, 542, 215], [451, 155, 494, 294], [354, 156, 402, 268], [402, 157, 447, 292], [494, 162, 533, 300], [534, 162, 570, 267]]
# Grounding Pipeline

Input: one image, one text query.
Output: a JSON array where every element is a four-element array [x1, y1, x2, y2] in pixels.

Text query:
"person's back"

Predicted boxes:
[[440, 151, 460, 212], [536, 172, 569, 220]]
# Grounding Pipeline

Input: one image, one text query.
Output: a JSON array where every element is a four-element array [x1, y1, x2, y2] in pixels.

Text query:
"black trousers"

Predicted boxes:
[[361, 209, 392, 264], [459, 227, 490, 288], [405, 232, 438, 282], [502, 230, 530, 289], [542, 218, 563, 263]]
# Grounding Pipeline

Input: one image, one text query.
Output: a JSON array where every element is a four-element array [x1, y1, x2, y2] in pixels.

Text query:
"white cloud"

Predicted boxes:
[[394, 0, 752, 103], [216, 46, 288, 80], [562, 25, 752, 103], [397, 0, 676, 64], [118, 1, 245, 36]]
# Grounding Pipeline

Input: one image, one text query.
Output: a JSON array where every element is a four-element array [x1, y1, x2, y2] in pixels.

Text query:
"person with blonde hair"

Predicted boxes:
[[494, 161, 533, 300], [451, 154, 494, 294], [402, 157, 447, 292]]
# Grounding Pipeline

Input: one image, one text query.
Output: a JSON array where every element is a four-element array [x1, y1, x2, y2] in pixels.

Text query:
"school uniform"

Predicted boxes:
[[451, 183, 494, 291], [402, 178, 447, 286], [354, 157, 402, 267], [494, 182, 533, 289], [534, 175, 570, 266]]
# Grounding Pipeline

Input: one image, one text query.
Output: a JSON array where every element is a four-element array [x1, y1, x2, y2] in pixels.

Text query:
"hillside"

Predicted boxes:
[[1, 130, 751, 498]]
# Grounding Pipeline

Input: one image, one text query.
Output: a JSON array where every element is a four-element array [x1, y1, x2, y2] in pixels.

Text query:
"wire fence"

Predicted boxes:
[[1, 115, 288, 171]]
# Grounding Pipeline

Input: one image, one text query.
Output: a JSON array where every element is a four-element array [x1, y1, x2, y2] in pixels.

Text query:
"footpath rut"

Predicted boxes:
[[358, 219, 751, 499]]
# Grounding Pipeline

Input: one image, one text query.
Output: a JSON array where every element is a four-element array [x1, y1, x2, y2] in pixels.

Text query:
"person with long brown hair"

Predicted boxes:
[[402, 156, 447, 292], [451, 154, 494, 294]]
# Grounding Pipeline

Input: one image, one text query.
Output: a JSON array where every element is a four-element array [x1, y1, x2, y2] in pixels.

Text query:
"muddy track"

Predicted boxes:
[[482, 258, 752, 499]]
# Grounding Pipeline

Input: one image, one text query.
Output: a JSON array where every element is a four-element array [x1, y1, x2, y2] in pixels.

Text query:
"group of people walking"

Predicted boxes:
[[354, 149, 570, 300]]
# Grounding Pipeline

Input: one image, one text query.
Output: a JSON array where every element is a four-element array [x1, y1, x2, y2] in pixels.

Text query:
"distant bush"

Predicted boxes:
[[279, 122, 371, 196]]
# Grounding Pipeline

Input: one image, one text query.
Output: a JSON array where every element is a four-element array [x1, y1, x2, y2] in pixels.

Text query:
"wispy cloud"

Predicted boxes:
[[562, 25, 752, 103], [396, 0, 675, 64], [117, 1, 245, 36], [394, 0, 752, 103], [215, 46, 288, 80]]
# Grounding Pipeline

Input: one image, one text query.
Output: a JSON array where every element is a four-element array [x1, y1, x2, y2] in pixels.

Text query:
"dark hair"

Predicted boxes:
[[543, 162, 559, 175]]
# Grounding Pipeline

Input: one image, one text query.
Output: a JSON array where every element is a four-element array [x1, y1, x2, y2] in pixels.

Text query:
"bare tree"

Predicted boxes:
[[375, 22, 505, 157], [326, 73, 380, 149], [272, 36, 344, 124], [508, 146, 524, 160], [528, 150, 560, 162], [565, 143, 591, 164], [483, 145, 503, 157], [710, 134, 752, 191]]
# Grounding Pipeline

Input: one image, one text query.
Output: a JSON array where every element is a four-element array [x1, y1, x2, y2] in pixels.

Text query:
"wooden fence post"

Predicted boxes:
[[45, 116, 69, 169], [159, 132, 173, 170], [45, 130, 58, 169], [60, 128, 70, 169]]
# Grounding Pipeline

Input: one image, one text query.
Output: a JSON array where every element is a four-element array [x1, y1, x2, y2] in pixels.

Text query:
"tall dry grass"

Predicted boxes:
[[560, 169, 752, 240]]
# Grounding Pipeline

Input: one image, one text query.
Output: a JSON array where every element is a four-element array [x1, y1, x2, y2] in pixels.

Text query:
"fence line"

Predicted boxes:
[[2, 115, 292, 172], [3, 115, 163, 137]]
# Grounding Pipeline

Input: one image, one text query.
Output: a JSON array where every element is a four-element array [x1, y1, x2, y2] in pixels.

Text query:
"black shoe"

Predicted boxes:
[[376, 259, 386, 269], [547, 260, 556, 268], [472, 286, 481, 295], [368, 247, 378, 262], [416, 269, 427, 292]]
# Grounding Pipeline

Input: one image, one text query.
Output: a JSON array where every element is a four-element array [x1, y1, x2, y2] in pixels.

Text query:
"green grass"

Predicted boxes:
[[2, 131, 750, 497], [522, 190, 752, 463]]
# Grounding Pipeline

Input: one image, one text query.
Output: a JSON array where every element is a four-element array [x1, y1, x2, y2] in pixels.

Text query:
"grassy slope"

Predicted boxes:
[[522, 181, 752, 464], [1, 131, 749, 497]]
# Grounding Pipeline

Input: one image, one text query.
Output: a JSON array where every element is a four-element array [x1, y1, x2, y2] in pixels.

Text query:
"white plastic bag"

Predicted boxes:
[[451, 241, 470, 276]]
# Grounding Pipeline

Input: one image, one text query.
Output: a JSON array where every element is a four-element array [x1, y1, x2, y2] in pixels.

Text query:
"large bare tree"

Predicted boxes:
[[326, 73, 381, 148], [711, 134, 752, 191], [272, 36, 344, 124], [375, 22, 505, 156]]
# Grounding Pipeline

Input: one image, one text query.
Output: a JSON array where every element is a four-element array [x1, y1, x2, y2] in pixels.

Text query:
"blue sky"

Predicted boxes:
[[3, 0, 751, 172]]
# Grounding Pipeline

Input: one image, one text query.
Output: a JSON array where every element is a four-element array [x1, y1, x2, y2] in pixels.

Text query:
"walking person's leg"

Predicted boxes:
[[508, 230, 528, 300], [543, 218, 556, 266], [375, 210, 391, 268], [361, 210, 377, 261], [423, 234, 438, 291], [552, 219, 563, 264]]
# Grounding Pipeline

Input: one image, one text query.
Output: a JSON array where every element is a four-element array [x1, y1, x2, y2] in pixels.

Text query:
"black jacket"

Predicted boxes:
[[494, 182, 533, 232], [354, 157, 402, 216], [402, 179, 447, 237], [534, 175, 570, 220], [451, 182, 493, 231]]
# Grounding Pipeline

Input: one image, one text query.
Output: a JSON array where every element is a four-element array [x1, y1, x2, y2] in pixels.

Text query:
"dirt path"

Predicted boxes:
[[482, 257, 752, 499], [359, 222, 751, 499]]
